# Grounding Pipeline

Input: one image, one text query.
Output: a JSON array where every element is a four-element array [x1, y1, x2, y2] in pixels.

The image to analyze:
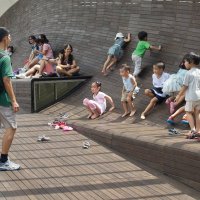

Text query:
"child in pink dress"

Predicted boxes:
[[83, 82, 115, 119]]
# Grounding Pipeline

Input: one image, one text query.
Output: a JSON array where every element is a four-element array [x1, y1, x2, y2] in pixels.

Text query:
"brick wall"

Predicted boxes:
[[1, 0, 200, 124]]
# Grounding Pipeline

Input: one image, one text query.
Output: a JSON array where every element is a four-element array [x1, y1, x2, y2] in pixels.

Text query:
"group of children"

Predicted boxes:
[[83, 31, 200, 138]]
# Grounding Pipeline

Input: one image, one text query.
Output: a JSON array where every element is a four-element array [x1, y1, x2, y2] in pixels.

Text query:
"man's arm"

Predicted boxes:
[[3, 77, 19, 112]]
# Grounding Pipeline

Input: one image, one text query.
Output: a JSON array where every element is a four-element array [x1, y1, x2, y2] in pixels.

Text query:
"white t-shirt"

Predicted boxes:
[[152, 72, 170, 88], [152, 72, 170, 97], [93, 92, 107, 114], [183, 67, 200, 101], [122, 74, 135, 92]]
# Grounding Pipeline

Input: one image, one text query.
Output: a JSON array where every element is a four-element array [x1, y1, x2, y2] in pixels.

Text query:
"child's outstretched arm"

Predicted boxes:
[[150, 45, 162, 51], [131, 76, 137, 88], [105, 95, 115, 112], [124, 33, 131, 42], [175, 85, 187, 102]]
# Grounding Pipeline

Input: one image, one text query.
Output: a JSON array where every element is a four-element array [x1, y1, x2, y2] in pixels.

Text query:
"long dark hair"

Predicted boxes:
[[28, 35, 37, 44], [60, 44, 73, 65], [39, 34, 49, 44]]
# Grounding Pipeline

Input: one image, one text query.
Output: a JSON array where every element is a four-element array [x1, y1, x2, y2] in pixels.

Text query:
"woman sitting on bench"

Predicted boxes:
[[16, 34, 54, 78], [56, 44, 80, 77]]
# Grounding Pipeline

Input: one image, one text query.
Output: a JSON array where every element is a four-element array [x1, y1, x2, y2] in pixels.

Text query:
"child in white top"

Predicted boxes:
[[176, 53, 200, 137], [141, 62, 170, 119], [83, 82, 115, 119], [120, 64, 137, 117]]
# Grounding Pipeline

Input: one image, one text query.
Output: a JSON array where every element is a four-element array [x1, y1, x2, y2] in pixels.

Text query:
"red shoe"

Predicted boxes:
[[165, 98, 172, 105], [170, 102, 175, 114]]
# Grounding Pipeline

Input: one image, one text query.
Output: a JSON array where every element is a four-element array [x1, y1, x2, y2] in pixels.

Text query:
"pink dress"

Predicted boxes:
[[43, 43, 54, 59], [42, 43, 54, 73]]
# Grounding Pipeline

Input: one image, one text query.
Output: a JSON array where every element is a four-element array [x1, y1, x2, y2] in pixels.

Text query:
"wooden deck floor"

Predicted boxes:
[[0, 113, 199, 200]]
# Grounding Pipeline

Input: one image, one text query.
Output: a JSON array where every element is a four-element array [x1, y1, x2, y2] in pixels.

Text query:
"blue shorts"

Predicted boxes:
[[150, 88, 166, 104], [36, 54, 43, 60]]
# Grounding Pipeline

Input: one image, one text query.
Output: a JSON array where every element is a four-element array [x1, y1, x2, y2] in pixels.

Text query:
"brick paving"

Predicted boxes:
[[0, 113, 199, 199]]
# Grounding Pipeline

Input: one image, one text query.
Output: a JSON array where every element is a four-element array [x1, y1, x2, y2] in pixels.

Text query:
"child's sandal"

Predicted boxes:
[[186, 131, 197, 139]]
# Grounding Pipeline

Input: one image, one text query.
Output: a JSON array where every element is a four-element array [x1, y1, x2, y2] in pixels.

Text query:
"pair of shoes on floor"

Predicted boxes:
[[0, 159, 20, 171], [168, 128, 180, 135], [58, 113, 69, 120], [48, 121, 73, 131], [167, 116, 189, 125], [82, 141, 91, 149], [37, 135, 50, 142]]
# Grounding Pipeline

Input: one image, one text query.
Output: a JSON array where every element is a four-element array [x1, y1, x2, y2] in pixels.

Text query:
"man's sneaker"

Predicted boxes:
[[0, 159, 20, 171]]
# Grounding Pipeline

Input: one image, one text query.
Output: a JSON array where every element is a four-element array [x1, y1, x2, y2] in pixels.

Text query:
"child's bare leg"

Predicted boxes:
[[166, 96, 174, 104], [25, 65, 40, 76], [144, 89, 155, 98], [186, 111, 195, 132], [86, 107, 94, 118], [83, 98, 94, 118], [195, 106, 200, 132], [127, 97, 136, 116], [91, 107, 101, 119], [102, 55, 112, 74], [170, 106, 185, 119], [26, 57, 39, 69], [38, 60, 47, 75], [174, 94, 184, 106], [106, 57, 117, 71], [141, 97, 158, 119], [121, 101, 129, 117]]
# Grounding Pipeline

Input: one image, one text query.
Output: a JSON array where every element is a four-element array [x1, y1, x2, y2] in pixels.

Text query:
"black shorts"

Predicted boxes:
[[150, 88, 166, 104]]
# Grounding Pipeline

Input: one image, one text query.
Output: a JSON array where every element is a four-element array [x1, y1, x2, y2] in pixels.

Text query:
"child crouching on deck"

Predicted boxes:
[[141, 62, 170, 119], [83, 82, 115, 119]]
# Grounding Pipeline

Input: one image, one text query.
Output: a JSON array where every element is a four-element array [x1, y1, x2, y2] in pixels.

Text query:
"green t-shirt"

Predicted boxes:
[[0, 49, 13, 107], [133, 41, 150, 57]]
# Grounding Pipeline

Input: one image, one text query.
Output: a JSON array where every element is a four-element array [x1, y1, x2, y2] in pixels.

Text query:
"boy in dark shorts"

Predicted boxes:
[[141, 62, 170, 120], [0, 27, 20, 171]]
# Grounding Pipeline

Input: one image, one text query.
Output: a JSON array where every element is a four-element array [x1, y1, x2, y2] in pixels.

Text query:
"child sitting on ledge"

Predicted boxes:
[[141, 62, 170, 120], [83, 82, 115, 119]]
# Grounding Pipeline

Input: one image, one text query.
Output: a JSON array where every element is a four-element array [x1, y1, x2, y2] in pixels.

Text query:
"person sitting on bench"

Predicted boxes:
[[56, 44, 80, 77]]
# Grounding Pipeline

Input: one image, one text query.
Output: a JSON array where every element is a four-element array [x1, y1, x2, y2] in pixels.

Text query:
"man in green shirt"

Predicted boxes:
[[132, 31, 162, 76], [0, 27, 20, 171]]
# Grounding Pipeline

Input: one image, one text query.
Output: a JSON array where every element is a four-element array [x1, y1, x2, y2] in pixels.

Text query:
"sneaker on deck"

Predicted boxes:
[[15, 73, 26, 79], [0, 160, 20, 171], [167, 117, 175, 125]]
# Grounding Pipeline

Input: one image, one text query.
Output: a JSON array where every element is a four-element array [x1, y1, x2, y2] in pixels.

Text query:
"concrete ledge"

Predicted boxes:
[[70, 119, 200, 192]]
